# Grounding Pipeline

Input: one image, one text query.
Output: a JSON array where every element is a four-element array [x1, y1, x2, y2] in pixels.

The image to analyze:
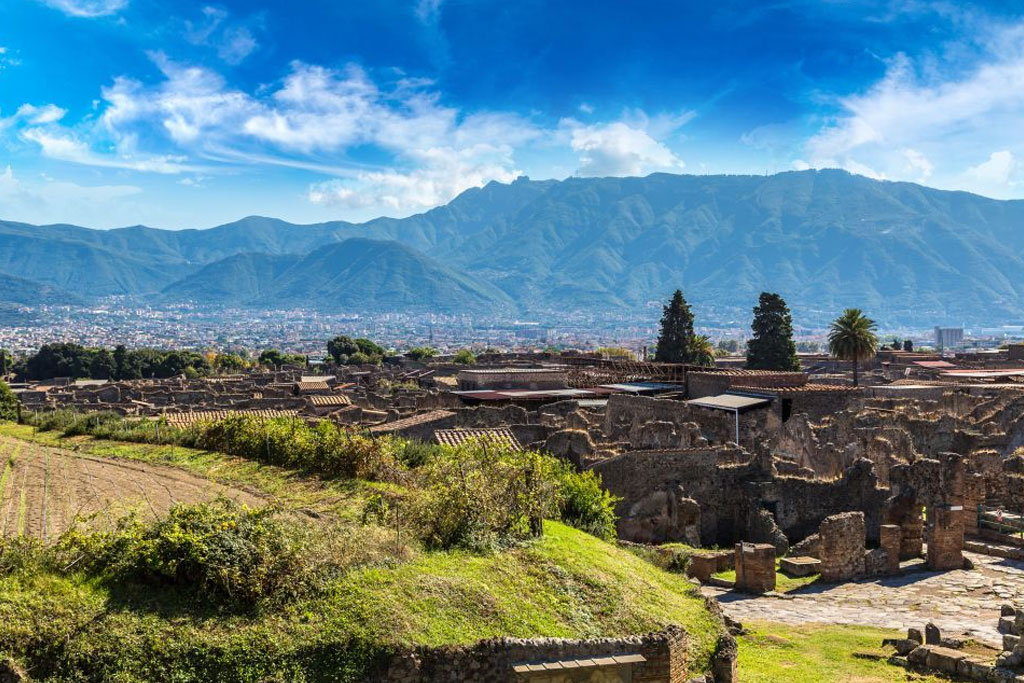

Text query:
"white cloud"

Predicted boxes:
[[15, 103, 67, 125], [0, 103, 66, 130], [309, 144, 521, 210], [564, 120, 685, 177], [0, 165, 144, 228], [902, 148, 934, 181], [185, 7, 259, 65], [218, 27, 257, 65], [39, 0, 128, 18], [4, 52, 694, 215], [964, 150, 1018, 191], [803, 24, 1024, 196], [20, 128, 197, 174]]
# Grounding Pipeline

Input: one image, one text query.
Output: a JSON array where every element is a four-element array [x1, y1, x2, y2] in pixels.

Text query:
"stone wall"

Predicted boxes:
[[818, 512, 866, 582], [383, 627, 696, 683], [590, 447, 888, 548]]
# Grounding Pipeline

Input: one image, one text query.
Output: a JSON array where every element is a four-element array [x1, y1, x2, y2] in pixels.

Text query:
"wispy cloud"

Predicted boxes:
[[2, 50, 695, 214], [803, 20, 1024, 196], [184, 6, 259, 65], [38, 0, 127, 18]]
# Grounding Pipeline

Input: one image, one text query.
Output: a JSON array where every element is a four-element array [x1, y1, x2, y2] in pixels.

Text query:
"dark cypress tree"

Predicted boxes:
[[654, 290, 696, 363], [745, 292, 800, 371], [903, 339, 914, 352]]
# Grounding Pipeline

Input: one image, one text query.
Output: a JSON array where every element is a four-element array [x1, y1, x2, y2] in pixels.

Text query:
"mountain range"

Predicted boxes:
[[3, 168, 1024, 326]]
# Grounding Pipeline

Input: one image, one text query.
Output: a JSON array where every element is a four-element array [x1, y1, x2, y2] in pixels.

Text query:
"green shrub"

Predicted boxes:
[[453, 349, 476, 365], [0, 380, 17, 421], [557, 468, 620, 541], [61, 499, 309, 604], [410, 442, 559, 551]]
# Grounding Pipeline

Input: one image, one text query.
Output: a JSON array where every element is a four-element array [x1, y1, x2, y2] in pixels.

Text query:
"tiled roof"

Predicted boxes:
[[296, 380, 331, 391], [368, 409, 455, 433], [754, 383, 862, 393], [161, 409, 299, 427], [309, 394, 352, 406], [434, 427, 522, 450]]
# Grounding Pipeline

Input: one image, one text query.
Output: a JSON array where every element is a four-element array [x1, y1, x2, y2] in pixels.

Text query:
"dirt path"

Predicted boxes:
[[0, 435, 264, 540]]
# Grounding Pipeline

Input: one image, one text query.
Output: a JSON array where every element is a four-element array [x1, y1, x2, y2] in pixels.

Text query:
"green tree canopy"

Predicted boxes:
[[258, 349, 286, 369], [407, 346, 437, 361], [745, 292, 800, 371], [827, 308, 878, 386], [214, 353, 247, 373], [689, 335, 716, 368], [90, 348, 116, 379], [654, 290, 696, 363], [903, 339, 914, 352], [453, 348, 477, 365], [326, 335, 359, 363]]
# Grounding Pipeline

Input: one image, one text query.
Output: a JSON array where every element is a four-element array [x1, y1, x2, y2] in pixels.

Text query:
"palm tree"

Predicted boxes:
[[689, 334, 716, 368], [828, 308, 878, 386]]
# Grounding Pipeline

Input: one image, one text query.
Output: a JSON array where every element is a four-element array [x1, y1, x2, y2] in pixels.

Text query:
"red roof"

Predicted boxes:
[[912, 360, 957, 369]]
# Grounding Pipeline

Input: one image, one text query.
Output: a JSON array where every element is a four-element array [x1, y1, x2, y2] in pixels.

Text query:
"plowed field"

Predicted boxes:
[[0, 436, 263, 540]]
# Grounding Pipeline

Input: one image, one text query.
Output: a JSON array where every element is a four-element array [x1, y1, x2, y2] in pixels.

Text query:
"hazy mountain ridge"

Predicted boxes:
[[2, 169, 1024, 324], [159, 239, 514, 313]]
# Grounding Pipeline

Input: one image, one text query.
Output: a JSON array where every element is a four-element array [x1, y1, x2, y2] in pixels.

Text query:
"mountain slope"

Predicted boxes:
[[160, 253, 296, 302], [4, 169, 1024, 324], [0, 272, 83, 306], [261, 238, 514, 312]]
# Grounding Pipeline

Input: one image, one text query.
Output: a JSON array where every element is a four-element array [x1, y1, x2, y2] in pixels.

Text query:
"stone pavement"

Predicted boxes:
[[702, 552, 1024, 646]]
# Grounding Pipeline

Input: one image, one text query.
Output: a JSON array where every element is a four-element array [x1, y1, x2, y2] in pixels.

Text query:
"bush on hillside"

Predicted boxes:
[[557, 468, 619, 541], [58, 499, 309, 604], [0, 380, 18, 421], [411, 442, 559, 551]]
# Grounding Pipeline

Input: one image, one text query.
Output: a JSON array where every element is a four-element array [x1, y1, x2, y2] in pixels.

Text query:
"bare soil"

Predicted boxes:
[[0, 435, 263, 541]]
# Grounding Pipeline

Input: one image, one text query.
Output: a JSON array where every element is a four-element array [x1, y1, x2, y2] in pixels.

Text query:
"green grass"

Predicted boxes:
[[737, 622, 950, 682], [0, 522, 723, 682], [712, 559, 821, 594], [0, 425, 726, 681]]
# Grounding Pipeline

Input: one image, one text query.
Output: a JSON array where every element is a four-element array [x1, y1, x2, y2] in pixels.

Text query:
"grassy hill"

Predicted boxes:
[[0, 424, 723, 682]]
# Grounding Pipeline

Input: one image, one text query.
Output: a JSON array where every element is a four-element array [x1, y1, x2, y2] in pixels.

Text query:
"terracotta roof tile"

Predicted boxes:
[[434, 428, 522, 450]]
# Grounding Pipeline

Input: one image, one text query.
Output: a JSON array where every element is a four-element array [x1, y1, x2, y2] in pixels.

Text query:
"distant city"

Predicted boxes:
[[2, 300, 1021, 358]]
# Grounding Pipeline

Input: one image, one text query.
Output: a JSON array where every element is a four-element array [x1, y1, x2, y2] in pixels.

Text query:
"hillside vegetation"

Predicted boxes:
[[0, 420, 724, 682]]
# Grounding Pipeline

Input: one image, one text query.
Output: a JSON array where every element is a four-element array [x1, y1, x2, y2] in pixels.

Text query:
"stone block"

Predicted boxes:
[[779, 556, 821, 577], [734, 542, 776, 594], [926, 505, 965, 571], [907, 646, 929, 666], [1004, 634, 1020, 652], [925, 622, 941, 645], [925, 646, 964, 674], [879, 524, 902, 574], [1000, 617, 1016, 634], [908, 627, 923, 644], [1002, 605, 1017, 617]]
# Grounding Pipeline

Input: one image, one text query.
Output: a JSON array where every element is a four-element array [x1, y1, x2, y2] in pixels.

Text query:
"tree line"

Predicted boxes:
[[655, 289, 880, 385], [9, 343, 311, 382]]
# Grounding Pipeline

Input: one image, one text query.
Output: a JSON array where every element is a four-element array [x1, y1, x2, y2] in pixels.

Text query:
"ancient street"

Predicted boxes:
[[704, 551, 1024, 645]]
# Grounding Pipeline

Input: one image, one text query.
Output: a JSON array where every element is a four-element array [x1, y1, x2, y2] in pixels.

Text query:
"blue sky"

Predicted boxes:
[[2, 0, 1024, 228]]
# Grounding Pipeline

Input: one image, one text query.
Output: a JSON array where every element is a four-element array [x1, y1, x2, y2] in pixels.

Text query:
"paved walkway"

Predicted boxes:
[[702, 552, 1024, 645]]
